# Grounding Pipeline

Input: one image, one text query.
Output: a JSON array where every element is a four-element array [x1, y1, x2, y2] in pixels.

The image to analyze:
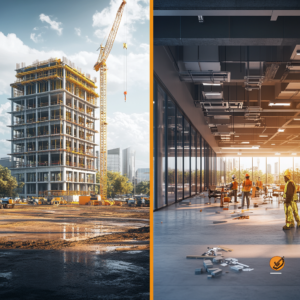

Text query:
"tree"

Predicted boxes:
[[136, 181, 150, 195], [0, 166, 24, 197]]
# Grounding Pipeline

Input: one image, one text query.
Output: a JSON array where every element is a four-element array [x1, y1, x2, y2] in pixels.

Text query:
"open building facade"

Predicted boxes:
[[9, 58, 98, 198]]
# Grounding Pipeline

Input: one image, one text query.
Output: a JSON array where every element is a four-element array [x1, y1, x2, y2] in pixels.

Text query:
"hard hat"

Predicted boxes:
[[284, 170, 292, 179], [245, 173, 249, 177], [232, 175, 236, 179]]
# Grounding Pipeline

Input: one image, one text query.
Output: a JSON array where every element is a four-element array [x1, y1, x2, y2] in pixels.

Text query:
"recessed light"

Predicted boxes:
[[241, 142, 249, 144], [259, 135, 268, 137], [271, 144, 275, 145], [278, 129, 285, 132], [235, 136, 239, 137], [292, 153, 297, 155], [221, 147, 260, 150], [237, 152, 242, 155], [269, 103, 290, 106], [275, 153, 281, 155], [294, 118, 300, 121]]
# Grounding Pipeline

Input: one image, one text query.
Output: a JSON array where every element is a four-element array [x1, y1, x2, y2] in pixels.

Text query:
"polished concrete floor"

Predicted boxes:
[[154, 194, 300, 300]]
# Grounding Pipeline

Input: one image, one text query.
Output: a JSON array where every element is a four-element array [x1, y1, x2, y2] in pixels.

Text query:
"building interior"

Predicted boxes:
[[153, 1, 300, 299]]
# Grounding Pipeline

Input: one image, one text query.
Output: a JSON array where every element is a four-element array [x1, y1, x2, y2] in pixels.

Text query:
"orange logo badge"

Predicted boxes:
[[270, 256, 285, 271]]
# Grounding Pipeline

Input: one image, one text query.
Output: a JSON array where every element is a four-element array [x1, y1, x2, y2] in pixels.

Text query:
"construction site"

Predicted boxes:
[[0, 1, 149, 299]]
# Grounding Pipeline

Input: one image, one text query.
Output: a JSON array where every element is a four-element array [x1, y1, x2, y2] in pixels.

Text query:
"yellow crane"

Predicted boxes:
[[94, 0, 127, 200]]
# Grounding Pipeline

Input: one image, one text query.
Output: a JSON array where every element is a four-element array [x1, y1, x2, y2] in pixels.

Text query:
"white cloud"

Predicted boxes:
[[39, 13, 63, 35], [106, 112, 149, 168], [33, 27, 38, 31], [30, 33, 43, 43], [0, 102, 11, 135], [92, 0, 149, 45], [75, 28, 81, 36]]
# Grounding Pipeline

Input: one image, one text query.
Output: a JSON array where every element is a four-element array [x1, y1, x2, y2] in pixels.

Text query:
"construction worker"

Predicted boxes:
[[256, 177, 263, 191], [242, 174, 252, 209], [282, 170, 300, 230], [229, 174, 239, 203]]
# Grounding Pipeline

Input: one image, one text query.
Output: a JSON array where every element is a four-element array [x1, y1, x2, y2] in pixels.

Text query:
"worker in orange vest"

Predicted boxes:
[[229, 174, 239, 203], [256, 177, 263, 191], [242, 173, 252, 209]]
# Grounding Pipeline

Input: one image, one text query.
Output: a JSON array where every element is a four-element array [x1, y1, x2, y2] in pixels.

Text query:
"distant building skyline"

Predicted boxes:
[[107, 148, 121, 173], [136, 168, 150, 183], [122, 147, 136, 182]]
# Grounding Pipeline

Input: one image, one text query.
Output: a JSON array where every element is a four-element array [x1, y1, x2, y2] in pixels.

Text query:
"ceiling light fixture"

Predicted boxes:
[[235, 136, 239, 137], [205, 92, 222, 96], [271, 144, 275, 145], [278, 129, 285, 132], [221, 146, 260, 150], [203, 83, 221, 86], [292, 153, 297, 155], [275, 153, 281, 155], [269, 103, 290, 106], [237, 152, 242, 155], [241, 142, 249, 144], [294, 118, 300, 121], [259, 135, 268, 137]]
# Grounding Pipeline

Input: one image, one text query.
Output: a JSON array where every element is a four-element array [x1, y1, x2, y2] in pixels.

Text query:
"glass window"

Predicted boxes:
[[267, 157, 279, 185], [240, 157, 253, 184], [294, 157, 300, 186], [51, 172, 62, 182], [280, 157, 293, 185], [27, 173, 36, 182], [183, 118, 190, 198], [202, 139, 205, 190], [225, 157, 240, 184], [156, 84, 166, 207], [177, 110, 183, 201], [253, 157, 266, 185], [167, 97, 176, 204], [197, 134, 201, 193], [191, 127, 196, 195]]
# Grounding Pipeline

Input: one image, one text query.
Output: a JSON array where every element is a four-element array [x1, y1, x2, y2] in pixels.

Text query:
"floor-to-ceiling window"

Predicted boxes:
[[294, 157, 300, 186], [177, 110, 183, 201], [197, 134, 201, 193], [154, 78, 216, 209], [167, 97, 176, 204], [183, 118, 190, 198], [280, 157, 293, 185], [191, 127, 196, 195], [156, 84, 166, 208], [267, 157, 279, 185], [240, 157, 253, 183], [253, 157, 266, 185]]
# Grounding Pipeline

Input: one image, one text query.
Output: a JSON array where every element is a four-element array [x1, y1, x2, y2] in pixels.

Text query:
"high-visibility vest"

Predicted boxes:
[[232, 180, 238, 190], [242, 179, 252, 192], [283, 179, 298, 201], [256, 180, 263, 188]]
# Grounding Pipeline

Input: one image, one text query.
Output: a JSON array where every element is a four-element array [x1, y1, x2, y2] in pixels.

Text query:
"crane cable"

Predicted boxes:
[[123, 3, 127, 102]]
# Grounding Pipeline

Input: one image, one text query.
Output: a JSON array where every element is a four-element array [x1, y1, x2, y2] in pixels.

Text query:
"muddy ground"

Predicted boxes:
[[0, 205, 149, 299]]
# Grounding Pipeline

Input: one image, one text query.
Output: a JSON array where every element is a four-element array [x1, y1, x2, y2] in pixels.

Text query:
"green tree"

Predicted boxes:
[[0, 166, 24, 197], [107, 171, 133, 198], [136, 181, 150, 195]]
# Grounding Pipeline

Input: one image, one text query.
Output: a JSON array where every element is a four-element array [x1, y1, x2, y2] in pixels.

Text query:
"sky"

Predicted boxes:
[[0, 0, 149, 169]]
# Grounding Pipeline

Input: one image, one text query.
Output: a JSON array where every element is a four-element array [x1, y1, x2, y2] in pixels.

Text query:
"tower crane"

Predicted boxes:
[[94, 0, 126, 200]]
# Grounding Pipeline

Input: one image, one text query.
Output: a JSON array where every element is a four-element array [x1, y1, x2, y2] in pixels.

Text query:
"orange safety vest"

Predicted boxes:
[[256, 180, 263, 188], [232, 180, 238, 190], [242, 179, 252, 192]]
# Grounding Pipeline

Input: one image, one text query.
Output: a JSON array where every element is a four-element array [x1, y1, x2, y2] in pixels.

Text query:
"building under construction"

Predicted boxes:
[[8, 57, 99, 198]]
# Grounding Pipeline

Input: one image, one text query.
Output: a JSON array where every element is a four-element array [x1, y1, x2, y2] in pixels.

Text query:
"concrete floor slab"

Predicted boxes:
[[154, 195, 300, 299]]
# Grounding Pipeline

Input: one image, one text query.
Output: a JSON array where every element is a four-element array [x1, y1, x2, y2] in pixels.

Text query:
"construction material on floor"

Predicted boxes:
[[213, 221, 227, 224], [234, 216, 250, 220], [187, 255, 217, 259]]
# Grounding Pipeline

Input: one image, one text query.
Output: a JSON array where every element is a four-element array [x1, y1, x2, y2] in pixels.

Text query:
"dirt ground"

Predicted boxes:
[[0, 204, 149, 299]]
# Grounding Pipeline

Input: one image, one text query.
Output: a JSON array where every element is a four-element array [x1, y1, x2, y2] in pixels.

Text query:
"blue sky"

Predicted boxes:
[[0, 0, 149, 168]]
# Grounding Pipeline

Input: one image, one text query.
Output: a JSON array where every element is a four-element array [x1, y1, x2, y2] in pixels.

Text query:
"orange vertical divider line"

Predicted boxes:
[[149, 0, 154, 299]]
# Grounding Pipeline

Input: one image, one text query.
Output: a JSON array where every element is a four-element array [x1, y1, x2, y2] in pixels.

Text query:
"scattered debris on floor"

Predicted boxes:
[[254, 203, 259, 207], [215, 211, 221, 214], [217, 246, 233, 252], [187, 255, 216, 259], [213, 221, 227, 224], [234, 216, 250, 220], [200, 209, 202, 212]]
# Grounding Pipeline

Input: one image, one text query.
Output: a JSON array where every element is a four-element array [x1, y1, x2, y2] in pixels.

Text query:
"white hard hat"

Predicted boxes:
[[232, 175, 236, 179]]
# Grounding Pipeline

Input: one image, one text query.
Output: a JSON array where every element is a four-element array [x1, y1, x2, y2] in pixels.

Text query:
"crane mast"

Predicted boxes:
[[94, 0, 126, 200]]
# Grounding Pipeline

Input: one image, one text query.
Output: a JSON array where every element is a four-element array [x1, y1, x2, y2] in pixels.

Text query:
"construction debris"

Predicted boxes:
[[254, 203, 259, 207], [234, 216, 249, 220], [187, 255, 216, 259], [217, 246, 233, 252], [203, 260, 214, 270], [213, 221, 227, 224], [221, 263, 228, 267], [207, 275, 213, 279], [215, 211, 221, 214], [231, 265, 243, 272], [243, 268, 254, 271], [213, 256, 223, 263], [211, 269, 223, 277]]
